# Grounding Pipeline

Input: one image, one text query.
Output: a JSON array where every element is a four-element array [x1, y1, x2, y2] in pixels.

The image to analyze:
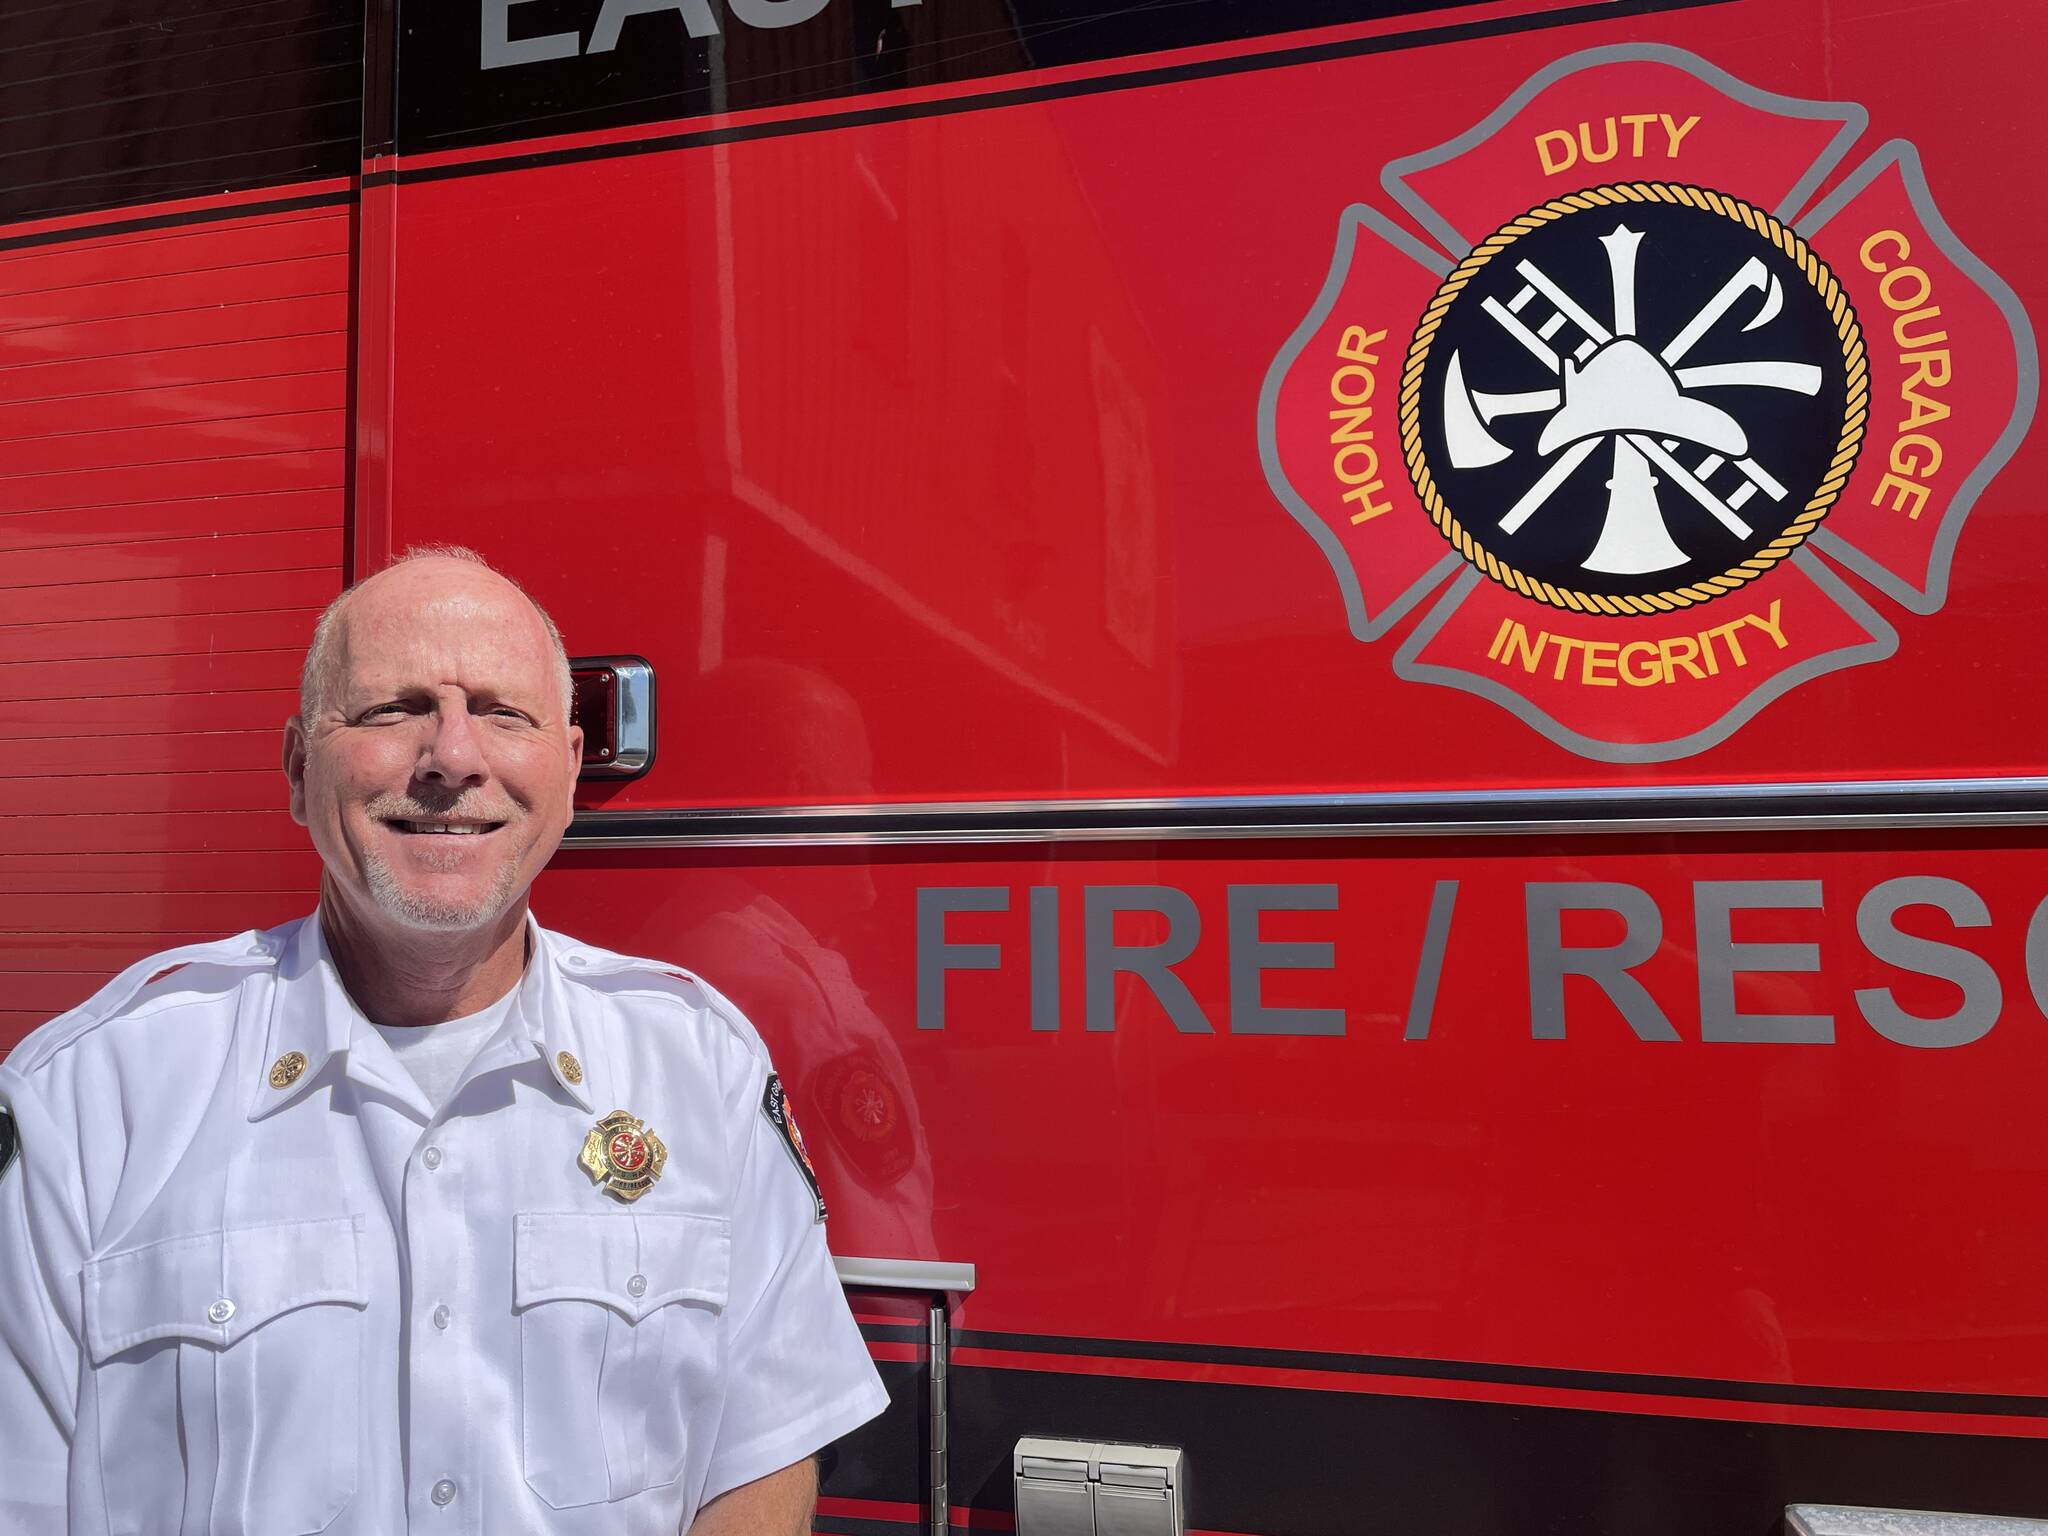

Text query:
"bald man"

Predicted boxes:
[[0, 548, 885, 1535]]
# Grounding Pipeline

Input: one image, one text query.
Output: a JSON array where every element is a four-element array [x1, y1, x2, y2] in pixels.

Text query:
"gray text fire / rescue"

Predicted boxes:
[[915, 878, 2028, 1047]]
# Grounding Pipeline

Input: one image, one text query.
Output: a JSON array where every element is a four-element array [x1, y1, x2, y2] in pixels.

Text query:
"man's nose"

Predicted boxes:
[[416, 702, 488, 787]]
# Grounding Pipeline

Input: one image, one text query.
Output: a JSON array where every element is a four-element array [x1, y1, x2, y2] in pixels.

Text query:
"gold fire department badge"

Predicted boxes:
[[579, 1109, 667, 1202]]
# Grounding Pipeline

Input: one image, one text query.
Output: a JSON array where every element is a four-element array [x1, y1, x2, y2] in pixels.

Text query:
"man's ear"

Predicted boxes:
[[562, 724, 584, 830], [282, 717, 311, 827]]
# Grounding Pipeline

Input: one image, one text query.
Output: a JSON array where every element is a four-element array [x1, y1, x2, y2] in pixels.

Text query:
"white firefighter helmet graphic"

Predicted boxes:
[[1405, 185, 1865, 611]]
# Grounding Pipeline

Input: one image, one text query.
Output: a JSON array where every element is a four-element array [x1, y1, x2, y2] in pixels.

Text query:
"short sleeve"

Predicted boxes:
[[0, 1065, 87, 1532], [699, 1064, 888, 1506]]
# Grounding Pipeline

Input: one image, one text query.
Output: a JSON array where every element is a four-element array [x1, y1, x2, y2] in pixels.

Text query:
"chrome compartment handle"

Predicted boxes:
[[1789, 1507, 2048, 1535]]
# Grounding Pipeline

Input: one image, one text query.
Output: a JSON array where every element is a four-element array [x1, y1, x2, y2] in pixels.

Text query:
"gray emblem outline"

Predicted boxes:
[[1255, 202, 1465, 643], [1261, 45, 2016, 764], [1391, 549, 1900, 765], [1799, 139, 2041, 615], [1381, 42, 1870, 258]]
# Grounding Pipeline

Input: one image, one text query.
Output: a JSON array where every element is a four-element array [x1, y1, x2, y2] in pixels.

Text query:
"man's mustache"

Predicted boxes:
[[365, 793, 520, 823]]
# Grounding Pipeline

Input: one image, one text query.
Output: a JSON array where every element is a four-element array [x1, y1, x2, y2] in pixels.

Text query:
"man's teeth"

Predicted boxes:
[[396, 821, 494, 834]]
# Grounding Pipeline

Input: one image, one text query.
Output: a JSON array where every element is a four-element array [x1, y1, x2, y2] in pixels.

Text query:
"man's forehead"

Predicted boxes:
[[335, 644, 550, 697], [328, 570, 557, 697]]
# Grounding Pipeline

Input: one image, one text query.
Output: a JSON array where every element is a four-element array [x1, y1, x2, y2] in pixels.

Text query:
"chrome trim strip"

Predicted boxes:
[[568, 777, 2048, 847], [833, 1256, 978, 1294], [1788, 1506, 2048, 1535]]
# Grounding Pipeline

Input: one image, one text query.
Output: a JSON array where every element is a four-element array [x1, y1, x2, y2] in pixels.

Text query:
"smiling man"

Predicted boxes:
[[0, 548, 885, 1535]]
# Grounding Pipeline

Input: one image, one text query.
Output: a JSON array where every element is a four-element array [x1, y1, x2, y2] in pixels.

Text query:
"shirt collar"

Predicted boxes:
[[249, 910, 595, 1120], [498, 918, 598, 1111]]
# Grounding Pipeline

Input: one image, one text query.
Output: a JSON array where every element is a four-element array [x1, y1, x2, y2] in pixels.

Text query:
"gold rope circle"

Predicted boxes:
[[1397, 181, 1868, 615]]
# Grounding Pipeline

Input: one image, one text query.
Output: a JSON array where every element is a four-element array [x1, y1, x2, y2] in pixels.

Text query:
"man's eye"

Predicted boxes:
[[362, 704, 410, 719]]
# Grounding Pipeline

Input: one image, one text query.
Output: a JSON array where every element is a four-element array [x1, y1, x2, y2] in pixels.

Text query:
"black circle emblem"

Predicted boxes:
[[1401, 184, 1865, 613]]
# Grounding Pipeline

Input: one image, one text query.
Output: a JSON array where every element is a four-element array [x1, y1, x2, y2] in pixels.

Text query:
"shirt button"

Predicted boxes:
[[421, 1146, 444, 1171], [431, 1479, 457, 1507], [207, 1299, 235, 1324], [626, 1274, 648, 1298], [432, 1304, 452, 1331]]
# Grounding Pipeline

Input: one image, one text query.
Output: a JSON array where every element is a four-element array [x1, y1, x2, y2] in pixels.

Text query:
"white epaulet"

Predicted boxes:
[[4, 928, 284, 1077], [554, 942, 770, 1062]]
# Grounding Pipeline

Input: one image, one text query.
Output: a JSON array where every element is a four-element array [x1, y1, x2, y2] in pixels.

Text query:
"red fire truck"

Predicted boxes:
[[5, 1, 2048, 1531]]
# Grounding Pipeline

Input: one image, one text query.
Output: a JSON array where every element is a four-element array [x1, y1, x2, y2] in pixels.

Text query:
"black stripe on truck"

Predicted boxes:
[[814, 1517, 921, 1536], [821, 1357, 927, 1509], [0, 0, 364, 226], [954, 1328, 2048, 1420], [950, 1364, 2048, 1536], [396, 0, 1741, 162]]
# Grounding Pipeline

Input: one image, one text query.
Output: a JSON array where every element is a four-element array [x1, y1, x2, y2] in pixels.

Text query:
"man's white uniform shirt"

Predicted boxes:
[[0, 913, 888, 1534]]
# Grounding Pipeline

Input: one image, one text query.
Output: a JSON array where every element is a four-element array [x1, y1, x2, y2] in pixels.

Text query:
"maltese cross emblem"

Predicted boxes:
[[580, 1109, 667, 1202], [1260, 43, 2033, 761]]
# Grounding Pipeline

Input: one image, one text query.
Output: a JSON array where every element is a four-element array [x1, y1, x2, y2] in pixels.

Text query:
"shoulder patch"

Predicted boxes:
[[761, 1074, 826, 1224], [0, 1107, 18, 1185]]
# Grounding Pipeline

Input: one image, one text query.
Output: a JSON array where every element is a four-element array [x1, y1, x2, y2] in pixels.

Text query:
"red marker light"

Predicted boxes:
[[569, 657, 655, 781]]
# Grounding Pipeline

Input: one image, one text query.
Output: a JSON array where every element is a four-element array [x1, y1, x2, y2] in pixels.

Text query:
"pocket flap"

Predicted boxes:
[[84, 1215, 367, 1363], [515, 1211, 730, 1322]]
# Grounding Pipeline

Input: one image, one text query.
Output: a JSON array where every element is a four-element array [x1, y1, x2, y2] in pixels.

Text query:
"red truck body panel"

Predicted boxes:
[[7, 1, 2048, 1530]]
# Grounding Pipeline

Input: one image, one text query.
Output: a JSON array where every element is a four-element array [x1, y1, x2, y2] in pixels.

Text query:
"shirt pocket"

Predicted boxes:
[[82, 1216, 367, 1536], [514, 1210, 732, 1509]]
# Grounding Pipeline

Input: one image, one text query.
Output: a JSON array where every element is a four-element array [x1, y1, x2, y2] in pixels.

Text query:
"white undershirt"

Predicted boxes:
[[371, 990, 518, 1116]]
